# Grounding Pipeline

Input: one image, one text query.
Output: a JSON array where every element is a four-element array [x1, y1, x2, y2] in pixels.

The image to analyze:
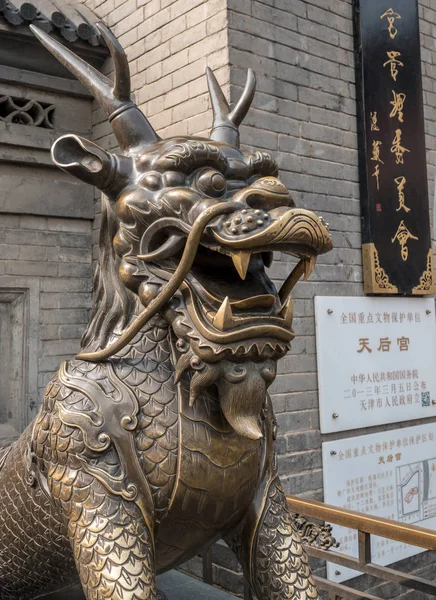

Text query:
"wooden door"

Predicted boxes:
[[0, 290, 27, 446]]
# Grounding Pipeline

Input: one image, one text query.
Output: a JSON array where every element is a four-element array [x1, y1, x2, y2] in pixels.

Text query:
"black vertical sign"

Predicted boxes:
[[354, 0, 434, 295]]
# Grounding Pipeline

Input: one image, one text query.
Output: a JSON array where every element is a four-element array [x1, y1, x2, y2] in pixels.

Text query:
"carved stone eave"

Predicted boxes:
[[0, 18, 101, 220], [0, 0, 107, 47], [0, 22, 108, 79]]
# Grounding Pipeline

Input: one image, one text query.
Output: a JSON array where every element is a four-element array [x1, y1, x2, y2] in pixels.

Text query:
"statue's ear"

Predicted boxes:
[[51, 134, 123, 194]]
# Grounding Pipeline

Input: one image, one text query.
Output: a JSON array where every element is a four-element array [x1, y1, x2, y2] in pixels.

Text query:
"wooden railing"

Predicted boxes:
[[199, 495, 436, 599]]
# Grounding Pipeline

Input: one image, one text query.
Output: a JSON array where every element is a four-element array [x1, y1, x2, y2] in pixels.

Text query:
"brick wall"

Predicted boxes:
[[78, 0, 436, 596], [93, 0, 227, 142], [0, 41, 97, 442], [0, 214, 92, 409]]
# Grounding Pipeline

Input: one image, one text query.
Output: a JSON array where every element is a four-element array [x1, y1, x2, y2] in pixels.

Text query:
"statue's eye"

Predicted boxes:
[[195, 168, 226, 197], [142, 173, 161, 190]]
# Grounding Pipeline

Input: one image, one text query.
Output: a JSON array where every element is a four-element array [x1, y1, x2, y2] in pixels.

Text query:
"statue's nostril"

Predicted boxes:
[[224, 208, 270, 236]]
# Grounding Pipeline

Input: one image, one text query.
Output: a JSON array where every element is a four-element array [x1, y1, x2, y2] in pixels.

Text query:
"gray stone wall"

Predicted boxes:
[[0, 39, 97, 443], [0, 214, 92, 392]]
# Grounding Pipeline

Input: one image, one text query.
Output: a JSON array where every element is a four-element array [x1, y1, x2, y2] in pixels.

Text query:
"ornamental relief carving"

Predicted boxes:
[[0, 95, 55, 128]]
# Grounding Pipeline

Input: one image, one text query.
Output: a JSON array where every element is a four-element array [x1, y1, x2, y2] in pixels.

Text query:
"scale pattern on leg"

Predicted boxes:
[[0, 429, 77, 599], [32, 362, 158, 600], [65, 474, 156, 600], [253, 478, 319, 600]]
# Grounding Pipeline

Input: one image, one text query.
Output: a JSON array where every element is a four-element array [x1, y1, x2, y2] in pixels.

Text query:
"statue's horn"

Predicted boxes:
[[206, 67, 256, 147], [29, 22, 160, 154]]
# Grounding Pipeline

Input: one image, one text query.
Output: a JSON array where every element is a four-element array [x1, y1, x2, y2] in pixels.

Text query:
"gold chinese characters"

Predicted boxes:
[[378, 453, 402, 464], [371, 140, 384, 164], [371, 111, 380, 131], [373, 164, 380, 190], [383, 51, 404, 81], [357, 336, 410, 353], [394, 176, 410, 213], [390, 90, 406, 123], [391, 129, 409, 164], [380, 8, 401, 39], [392, 220, 418, 260], [371, 140, 384, 189], [378, 337, 391, 352]]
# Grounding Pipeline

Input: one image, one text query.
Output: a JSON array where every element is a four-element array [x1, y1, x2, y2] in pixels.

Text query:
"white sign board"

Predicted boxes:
[[315, 297, 436, 433], [323, 423, 436, 583]]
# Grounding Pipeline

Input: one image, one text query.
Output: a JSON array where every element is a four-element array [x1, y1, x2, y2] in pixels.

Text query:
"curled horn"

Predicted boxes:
[[206, 67, 256, 147], [29, 22, 160, 154]]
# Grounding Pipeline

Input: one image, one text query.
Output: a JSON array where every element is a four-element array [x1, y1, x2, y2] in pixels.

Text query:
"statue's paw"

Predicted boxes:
[[157, 590, 168, 600]]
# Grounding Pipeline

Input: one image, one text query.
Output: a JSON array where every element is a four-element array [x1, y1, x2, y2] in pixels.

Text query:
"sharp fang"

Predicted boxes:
[[278, 259, 305, 304], [280, 295, 294, 326], [303, 255, 317, 280], [174, 350, 193, 383], [231, 251, 252, 280], [213, 297, 234, 330]]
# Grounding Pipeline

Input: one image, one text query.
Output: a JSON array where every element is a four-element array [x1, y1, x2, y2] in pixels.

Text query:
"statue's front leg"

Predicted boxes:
[[227, 475, 318, 600], [226, 396, 319, 600], [64, 473, 156, 600], [251, 476, 318, 600], [36, 362, 159, 600]]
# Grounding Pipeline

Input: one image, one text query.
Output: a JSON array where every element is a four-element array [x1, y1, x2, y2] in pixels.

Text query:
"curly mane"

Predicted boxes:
[[80, 197, 137, 352]]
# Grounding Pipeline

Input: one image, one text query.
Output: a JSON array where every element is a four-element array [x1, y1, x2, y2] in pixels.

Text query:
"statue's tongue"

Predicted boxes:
[[217, 360, 276, 440]]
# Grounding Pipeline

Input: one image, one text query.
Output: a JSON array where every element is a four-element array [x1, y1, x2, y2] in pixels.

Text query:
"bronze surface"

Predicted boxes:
[[0, 21, 332, 599]]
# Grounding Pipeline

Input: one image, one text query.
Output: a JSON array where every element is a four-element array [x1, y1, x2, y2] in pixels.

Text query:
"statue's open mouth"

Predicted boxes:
[[169, 177, 332, 361], [180, 250, 294, 359]]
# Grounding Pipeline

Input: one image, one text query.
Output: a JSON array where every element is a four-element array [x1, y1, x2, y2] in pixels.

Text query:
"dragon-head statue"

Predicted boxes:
[[31, 23, 332, 441]]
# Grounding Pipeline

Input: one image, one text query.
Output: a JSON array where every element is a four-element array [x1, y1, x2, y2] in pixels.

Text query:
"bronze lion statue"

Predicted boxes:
[[0, 22, 332, 600]]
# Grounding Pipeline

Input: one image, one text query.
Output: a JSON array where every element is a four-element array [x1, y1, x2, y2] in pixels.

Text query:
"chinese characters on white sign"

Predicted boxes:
[[315, 297, 436, 433], [323, 424, 436, 582]]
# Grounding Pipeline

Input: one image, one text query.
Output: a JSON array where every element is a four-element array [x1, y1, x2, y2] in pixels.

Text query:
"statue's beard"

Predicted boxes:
[[175, 345, 277, 440], [217, 360, 276, 439]]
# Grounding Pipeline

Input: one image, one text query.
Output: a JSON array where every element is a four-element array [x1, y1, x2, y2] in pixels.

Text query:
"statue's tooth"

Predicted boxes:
[[280, 295, 294, 326], [278, 259, 305, 303], [230, 251, 251, 280], [213, 297, 234, 330], [174, 350, 193, 383], [303, 255, 317, 280]]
